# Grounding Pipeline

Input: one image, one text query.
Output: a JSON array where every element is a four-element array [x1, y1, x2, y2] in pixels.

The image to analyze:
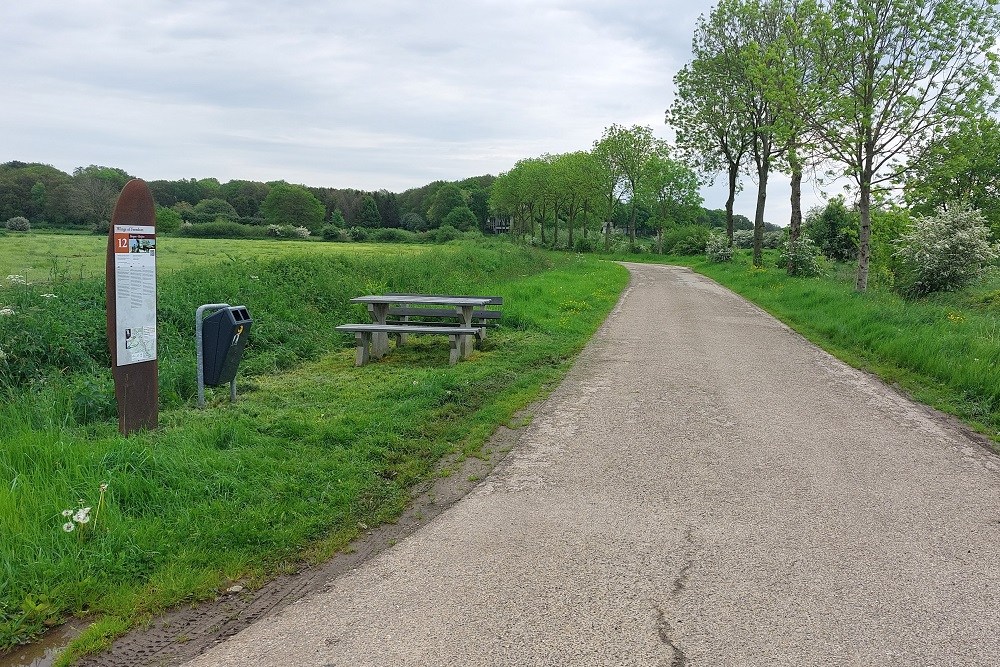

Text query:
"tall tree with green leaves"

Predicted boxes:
[[261, 182, 326, 230], [638, 148, 704, 254], [594, 124, 660, 249], [668, 44, 752, 247], [358, 194, 383, 228], [802, 0, 1000, 291], [903, 115, 1000, 236]]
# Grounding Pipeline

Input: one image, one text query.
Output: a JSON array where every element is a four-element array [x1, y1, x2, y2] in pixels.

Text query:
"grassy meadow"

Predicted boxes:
[[0, 236, 629, 661]]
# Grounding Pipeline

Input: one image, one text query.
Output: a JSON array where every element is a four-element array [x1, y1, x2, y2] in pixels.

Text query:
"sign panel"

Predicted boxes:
[[105, 179, 158, 435], [113, 224, 157, 366]]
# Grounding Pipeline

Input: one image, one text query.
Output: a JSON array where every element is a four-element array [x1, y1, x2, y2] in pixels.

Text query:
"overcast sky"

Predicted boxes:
[[1, 0, 828, 225]]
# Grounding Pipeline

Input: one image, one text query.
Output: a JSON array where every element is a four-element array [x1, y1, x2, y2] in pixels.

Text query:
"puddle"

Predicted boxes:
[[0, 622, 88, 667]]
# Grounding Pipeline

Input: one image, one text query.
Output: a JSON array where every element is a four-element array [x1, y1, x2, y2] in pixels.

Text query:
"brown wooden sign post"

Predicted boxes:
[[105, 179, 158, 435]]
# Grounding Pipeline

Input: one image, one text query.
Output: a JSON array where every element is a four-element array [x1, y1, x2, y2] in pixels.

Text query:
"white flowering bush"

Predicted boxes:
[[893, 203, 999, 297], [732, 229, 754, 249], [778, 236, 824, 277], [5, 216, 30, 232], [705, 234, 734, 262]]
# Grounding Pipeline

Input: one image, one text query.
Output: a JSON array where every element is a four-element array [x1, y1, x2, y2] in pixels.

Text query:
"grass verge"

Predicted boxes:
[[0, 242, 628, 660]]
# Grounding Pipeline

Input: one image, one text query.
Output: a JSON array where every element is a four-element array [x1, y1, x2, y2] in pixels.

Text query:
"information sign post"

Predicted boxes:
[[105, 179, 158, 435]]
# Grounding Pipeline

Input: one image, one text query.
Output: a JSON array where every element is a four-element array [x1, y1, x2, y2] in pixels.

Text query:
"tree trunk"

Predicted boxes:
[[856, 176, 872, 291], [787, 150, 802, 275], [726, 161, 738, 247], [582, 199, 589, 239], [539, 200, 546, 245], [657, 228, 663, 254], [752, 160, 768, 268], [567, 199, 575, 249]]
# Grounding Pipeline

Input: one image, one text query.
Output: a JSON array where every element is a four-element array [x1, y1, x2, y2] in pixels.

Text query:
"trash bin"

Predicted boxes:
[[201, 306, 252, 387]]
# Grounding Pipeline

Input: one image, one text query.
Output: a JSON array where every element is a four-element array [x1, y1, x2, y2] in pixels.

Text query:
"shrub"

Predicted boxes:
[[321, 225, 349, 242], [93, 220, 111, 235], [778, 237, 824, 277], [763, 230, 785, 249], [893, 203, 998, 297], [574, 236, 596, 253], [5, 217, 30, 232], [732, 229, 754, 249], [371, 227, 414, 243], [348, 227, 369, 242], [434, 224, 462, 243], [705, 234, 734, 262], [804, 197, 859, 261], [178, 221, 264, 239], [665, 225, 710, 255]]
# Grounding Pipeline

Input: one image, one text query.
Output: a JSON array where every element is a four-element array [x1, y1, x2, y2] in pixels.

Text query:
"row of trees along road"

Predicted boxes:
[[489, 124, 703, 252], [667, 0, 999, 290]]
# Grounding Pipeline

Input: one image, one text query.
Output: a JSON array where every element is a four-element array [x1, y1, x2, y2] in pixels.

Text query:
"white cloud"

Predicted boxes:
[[0, 0, 831, 223]]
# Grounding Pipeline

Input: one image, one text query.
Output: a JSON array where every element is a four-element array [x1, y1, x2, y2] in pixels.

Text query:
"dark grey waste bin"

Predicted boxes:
[[201, 306, 252, 386]]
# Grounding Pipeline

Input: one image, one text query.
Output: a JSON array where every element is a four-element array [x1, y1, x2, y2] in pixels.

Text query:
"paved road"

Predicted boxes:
[[185, 263, 1000, 666]]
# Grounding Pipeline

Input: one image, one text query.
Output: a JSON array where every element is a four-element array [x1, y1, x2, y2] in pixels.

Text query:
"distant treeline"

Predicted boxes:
[[0, 160, 777, 237]]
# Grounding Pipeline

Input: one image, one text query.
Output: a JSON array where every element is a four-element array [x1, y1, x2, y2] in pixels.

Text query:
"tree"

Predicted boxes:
[[442, 206, 477, 231], [903, 115, 1000, 235], [427, 183, 466, 227], [357, 194, 382, 228], [66, 165, 133, 225], [708, 0, 788, 267], [638, 150, 704, 254], [261, 182, 326, 230], [594, 124, 660, 249], [802, 0, 1000, 291], [373, 189, 401, 228], [221, 180, 270, 220], [155, 206, 182, 233], [669, 45, 752, 247], [191, 198, 239, 223], [551, 151, 604, 248], [803, 197, 859, 261]]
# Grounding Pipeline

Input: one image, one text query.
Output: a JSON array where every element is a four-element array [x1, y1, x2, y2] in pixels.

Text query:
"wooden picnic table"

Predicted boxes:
[[348, 294, 493, 361]]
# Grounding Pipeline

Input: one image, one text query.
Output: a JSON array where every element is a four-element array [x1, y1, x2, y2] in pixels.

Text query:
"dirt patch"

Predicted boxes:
[[71, 416, 529, 667]]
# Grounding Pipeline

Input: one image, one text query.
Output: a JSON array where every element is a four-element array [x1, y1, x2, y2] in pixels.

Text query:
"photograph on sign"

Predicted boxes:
[[113, 224, 157, 366]]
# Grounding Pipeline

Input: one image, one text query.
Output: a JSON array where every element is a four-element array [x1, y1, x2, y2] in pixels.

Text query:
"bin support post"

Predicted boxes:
[[196, 303, 230, 408]]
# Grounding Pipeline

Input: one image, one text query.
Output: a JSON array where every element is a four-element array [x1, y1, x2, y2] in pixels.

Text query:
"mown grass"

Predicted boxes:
[[0, 232, 429, 283], [0, 239, 628, 661], [606, 248, 1000, 442]]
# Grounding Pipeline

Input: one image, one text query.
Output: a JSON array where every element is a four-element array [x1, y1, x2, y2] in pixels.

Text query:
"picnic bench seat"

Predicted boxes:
[[336, 323, 480, 366]]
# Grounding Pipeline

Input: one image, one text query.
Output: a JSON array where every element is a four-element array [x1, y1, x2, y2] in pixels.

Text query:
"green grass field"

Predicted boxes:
[[0, 232, 430, 282], [0, 236, 629, 661]]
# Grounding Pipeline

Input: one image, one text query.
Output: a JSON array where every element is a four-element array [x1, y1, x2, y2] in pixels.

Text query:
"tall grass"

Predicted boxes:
[[0, 241, 628, 656]]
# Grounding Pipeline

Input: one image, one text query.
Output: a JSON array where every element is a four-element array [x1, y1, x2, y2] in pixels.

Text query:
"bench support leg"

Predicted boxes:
[[449, 335, 460, 365], [354, 332, 371, 366], [397, 315, 409, 346]]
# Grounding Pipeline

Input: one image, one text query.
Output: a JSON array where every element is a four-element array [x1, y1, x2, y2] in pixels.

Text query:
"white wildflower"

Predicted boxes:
[[63, 522, 75, 532], [73, 507, 91, 523], [0, 307, 14, 316], [62, 509, 73, 517], [5, 275, 26, 285], [40, 293, 57, 299], [0, 347, 7, 361], [99, 483, 108, 493]]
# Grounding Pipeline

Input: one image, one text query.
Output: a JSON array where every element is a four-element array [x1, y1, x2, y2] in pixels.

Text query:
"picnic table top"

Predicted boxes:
[[350, 295, 493, 306]]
